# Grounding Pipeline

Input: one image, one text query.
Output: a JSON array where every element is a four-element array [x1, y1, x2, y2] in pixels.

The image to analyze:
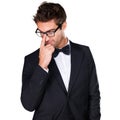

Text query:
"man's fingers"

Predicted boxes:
[[40, 36, 46, 47]]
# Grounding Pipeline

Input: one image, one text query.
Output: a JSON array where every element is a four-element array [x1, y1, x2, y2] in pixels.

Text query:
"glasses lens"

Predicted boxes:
[[47, 31, 55, 37]]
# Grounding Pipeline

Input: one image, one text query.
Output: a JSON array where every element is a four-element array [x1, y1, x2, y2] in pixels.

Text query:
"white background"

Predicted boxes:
[[0, 0, 120, 119]]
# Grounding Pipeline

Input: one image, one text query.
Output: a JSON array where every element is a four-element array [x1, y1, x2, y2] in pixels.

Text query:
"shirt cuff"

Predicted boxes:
[[43, 68, 49, 73]]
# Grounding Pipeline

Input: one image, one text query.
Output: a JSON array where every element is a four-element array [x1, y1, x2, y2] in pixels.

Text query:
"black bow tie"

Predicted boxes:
[[53, 45, 70, 57]]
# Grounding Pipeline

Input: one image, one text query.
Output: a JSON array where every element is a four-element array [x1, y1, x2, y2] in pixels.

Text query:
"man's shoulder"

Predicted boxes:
[[70, 41, 93, 59], [70, 41, 90, 51], [25, 49, 39, 60]]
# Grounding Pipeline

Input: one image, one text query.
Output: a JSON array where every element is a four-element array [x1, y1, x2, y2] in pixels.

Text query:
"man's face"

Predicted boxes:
[[36, 20, 66, 48]]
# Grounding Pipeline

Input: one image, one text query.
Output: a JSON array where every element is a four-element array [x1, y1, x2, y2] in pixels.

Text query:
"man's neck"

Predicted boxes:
[[58, 37, 68, 49]]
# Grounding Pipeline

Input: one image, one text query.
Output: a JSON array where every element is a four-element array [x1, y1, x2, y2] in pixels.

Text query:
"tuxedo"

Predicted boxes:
[[21, 41, 101, 120]]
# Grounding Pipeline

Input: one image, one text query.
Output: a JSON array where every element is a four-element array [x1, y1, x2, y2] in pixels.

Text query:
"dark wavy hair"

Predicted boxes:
[[33, 1, 67, 25]]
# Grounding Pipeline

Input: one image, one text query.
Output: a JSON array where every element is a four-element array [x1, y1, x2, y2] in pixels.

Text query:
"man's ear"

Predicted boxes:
[[62, 21, 67, 30]]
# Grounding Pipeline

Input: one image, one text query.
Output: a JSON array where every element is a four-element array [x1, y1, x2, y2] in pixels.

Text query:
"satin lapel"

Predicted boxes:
[[68, 42, 84, 93], [49, 59, 67, 94]]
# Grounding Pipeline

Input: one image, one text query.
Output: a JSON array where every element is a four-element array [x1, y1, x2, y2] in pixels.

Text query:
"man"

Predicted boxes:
[[21, 1, 101, 120]]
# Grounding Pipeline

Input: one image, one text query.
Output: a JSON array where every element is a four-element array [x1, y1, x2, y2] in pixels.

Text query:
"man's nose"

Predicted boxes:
[[43, 34, 49, 42]]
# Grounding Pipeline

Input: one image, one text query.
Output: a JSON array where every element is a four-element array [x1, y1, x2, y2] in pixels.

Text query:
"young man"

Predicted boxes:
[[21, 1, 101, 120]]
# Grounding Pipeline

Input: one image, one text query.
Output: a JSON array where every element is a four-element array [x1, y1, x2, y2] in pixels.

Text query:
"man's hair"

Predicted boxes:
[[33, 1, 67, 25]]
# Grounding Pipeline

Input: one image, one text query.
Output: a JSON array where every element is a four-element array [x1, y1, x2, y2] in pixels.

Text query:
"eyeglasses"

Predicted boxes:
[[35, 24, 61, 37]]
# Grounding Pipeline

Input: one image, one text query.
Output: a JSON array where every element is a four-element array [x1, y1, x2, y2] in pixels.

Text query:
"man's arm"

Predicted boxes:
[[87, 48, 101, 120], [21, 57, 49, 111]]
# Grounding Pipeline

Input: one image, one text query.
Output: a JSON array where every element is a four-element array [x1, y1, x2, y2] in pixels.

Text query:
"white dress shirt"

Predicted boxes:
[[54, 41, 71, 91]]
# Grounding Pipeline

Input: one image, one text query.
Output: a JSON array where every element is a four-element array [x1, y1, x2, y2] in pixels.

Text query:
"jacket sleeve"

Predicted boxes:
[[20, 56, 49, 111], [87, 47, 101, 120]]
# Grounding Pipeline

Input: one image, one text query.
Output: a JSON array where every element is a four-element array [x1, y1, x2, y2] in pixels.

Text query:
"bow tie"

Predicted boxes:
[[53, 45, 70, 57]]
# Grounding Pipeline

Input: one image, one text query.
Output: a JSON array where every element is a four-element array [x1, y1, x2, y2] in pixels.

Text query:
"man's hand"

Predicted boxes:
[[39, 36, 55, 70]]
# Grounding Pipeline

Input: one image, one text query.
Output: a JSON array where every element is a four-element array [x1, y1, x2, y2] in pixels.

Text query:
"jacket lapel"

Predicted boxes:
[[49, 59, 67, 94], [68, 42, 84, 94]]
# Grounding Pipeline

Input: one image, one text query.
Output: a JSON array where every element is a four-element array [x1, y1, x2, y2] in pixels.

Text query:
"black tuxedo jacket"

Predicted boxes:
[[21, 41, 101, 120]]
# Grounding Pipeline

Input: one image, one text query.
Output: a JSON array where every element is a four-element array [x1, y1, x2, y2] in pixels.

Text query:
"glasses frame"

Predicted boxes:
[[35, 24, 62, 37]]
